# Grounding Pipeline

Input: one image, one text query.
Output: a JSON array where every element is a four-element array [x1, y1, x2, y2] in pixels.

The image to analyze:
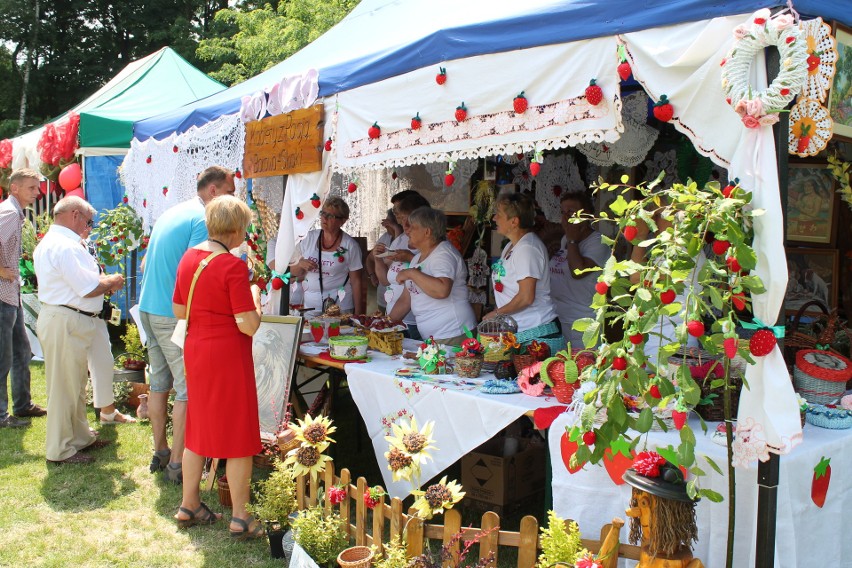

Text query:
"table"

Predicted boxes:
[[547, 412, 852, 567]]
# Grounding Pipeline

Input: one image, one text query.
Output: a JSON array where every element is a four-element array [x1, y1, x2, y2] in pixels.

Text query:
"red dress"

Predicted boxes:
[[173, 249, 261, 458]]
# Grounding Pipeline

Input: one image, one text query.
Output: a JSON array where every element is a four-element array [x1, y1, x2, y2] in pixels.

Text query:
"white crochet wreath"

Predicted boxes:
[[721, 9, 808, 118]]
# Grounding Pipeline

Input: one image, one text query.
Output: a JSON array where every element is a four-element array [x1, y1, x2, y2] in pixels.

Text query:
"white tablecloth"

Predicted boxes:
[[548, 412, 852, 568], [347, 351, 564, 499]]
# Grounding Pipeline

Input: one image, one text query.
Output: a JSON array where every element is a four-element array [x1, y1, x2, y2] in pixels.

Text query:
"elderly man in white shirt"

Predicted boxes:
[[34, 196, 125, 465]]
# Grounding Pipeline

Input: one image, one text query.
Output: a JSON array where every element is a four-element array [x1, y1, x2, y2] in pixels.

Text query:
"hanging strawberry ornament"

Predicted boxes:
[[444, 162, 455, 187], [595, 281, 609, 295], [368, 122, 381, 139], [295, 207, 304, 220], [623, 224, 638, 242], [618, 60, 632, 81], [726, 256, 742, 273], [235, 169, 242, 179], [659, 289, 676, 305], [686, 319, 705, 338], [324, 138, 333, 151], [529, 149, 543, 177], [455, 102, 468, 122], [749, 328, 777, 357], [653, 95, 674, 122], [411, 112, 422, 130], [435, 66, 447, 85], [310, 193, 321, 208], [723, 336, 738, 359], [731, 291, 747, 311], [712, 239, 731, 255], [172, 145, 179, 153], [348, 181, 358, 193], [672, 402, 688, 430], [585, 79, 603, 106], [271, 276, 285, 290], [513, 91, 528, 114], [145, 155, 152, 164]]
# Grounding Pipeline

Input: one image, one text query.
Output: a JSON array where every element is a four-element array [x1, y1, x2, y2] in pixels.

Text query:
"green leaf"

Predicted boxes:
[[608, 195, 630, 216], [636, 408, 653, 433], [582, 321, 601, 349], [637, 288, 652, 302], [656, 445, 680, 465], [680, 425, 696, 446], [608, 396, 627, 428], [572, 318, 593, 332], [699, 488, 725, 503], [704, 455, 724, 476]]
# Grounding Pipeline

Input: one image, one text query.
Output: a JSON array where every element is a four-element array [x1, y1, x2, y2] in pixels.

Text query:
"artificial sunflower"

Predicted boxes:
[[385, 417, 437, 466], [411, 476, 465, 520], [284, 443, 332, 480], [290, 413, 336, 450], [384, 446, 418, 483]]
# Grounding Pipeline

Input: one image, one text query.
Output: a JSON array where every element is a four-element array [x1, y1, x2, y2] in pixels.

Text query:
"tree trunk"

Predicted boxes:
[[15, 0, 39, 136]]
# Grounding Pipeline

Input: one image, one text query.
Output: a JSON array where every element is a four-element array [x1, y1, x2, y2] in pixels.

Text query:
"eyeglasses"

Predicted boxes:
[[85, 219, 95, 228], [319, 211, 346, 220]]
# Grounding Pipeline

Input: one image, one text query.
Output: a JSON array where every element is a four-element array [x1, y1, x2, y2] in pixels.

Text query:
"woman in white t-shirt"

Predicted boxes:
[[483, 193, 560, 343], [550, 192, 611, 347], [369, 208, 402, 312], [387, 207, 476, 345], [291, 197, 364, 314]]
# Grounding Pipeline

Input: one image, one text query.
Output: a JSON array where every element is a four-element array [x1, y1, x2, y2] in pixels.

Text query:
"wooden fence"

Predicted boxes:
[[291, 458, 642, 567]]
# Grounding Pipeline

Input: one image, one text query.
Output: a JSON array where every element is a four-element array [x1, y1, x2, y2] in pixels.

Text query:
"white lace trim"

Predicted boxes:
[[732, 415, 803, 468], [577, 92, 659, 167]]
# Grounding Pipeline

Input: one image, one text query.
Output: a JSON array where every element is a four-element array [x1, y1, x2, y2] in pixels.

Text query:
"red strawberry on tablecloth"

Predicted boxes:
[[411, 112, 422, 130], [812, 456, 831, 508], [559, 431, 585, 474], [513, 91, 528, 114], [530, 161, 540, 177], [617, 61, 632, 81], [687, 320, 705, 338], [623, 224, 638, 242], [455, 102, 468, 122], [660, 289, 676, 305], [435, 67, 447, 85], [749, 329, 777, 357], [603, 438, 635, 485], [324, 138, 332, 151], [295, 207, 304, 220], [723, 337, 738, 359], [595, 281, 609, 295], [653, 95, 674, 122], [585, 79, 603, 106], [310, 193, 321, 208], [368, 122, 381, 139]]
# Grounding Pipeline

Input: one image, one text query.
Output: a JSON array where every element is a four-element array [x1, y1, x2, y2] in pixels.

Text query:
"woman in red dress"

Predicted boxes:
[[172, 195, 264, 539]]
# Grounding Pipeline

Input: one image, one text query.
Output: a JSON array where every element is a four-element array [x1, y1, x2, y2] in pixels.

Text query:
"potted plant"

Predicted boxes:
[[248, 459, 298, 559], [538, 510, 589, 567], [454, 336, 485, 378], [114, 323, 148, 407], [291, 505, 349, 567]]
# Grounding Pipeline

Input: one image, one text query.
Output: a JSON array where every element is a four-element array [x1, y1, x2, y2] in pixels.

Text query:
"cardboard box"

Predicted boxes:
[[461, 437, 546, 506]]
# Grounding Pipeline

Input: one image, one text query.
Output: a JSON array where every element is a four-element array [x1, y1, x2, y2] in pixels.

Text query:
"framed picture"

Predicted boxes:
[[253, 315, 303, 435], [785, 248, 839, 315], [828, 22, 852, 141], [786, 163, 837, 246]]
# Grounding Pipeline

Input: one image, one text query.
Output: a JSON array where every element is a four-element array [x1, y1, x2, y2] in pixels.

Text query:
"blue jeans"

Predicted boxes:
[[0, 300, 32, 418]]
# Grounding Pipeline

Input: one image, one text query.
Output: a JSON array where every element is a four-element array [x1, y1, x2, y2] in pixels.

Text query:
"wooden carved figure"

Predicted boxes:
[[622, 451, 704, 568]]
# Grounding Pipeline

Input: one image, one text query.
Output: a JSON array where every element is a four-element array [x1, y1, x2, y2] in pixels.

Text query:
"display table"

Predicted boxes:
[[548, 411, 852, 567]]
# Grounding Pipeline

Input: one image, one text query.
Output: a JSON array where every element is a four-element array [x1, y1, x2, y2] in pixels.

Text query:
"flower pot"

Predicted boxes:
[[268, 528, 288, 559], [136, 393, 149, 420], [337, 545, 373, 568], [126, 382, 149, 409], [455, 355, 484, 378]]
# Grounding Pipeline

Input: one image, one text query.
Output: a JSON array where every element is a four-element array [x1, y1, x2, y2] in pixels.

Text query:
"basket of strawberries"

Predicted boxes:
[[541, 346, 596, 404]]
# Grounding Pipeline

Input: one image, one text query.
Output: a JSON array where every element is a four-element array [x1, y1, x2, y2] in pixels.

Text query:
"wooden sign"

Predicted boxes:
[[242, 104, 324, 178]]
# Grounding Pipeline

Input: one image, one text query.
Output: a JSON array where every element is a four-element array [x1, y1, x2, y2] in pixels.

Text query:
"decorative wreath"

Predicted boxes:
[[798, 18, 838, 103], [721, 9, 808, 127], [788, 98, 832, 156]]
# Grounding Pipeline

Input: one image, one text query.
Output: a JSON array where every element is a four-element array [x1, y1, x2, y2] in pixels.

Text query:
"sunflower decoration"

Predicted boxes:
[[384, 446, 417, 483], [284, 442, 333, 480], [290, 414, 337, 451], [411, 476, 465, 520], [385, 417, 437, 469]]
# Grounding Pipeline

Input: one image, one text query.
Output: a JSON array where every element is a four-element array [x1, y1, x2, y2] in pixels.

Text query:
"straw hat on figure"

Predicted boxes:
[[623, 451, 704, 568]]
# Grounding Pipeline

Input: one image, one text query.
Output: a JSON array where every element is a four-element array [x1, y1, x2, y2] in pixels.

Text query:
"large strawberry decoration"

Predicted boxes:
[[435, 67, 447, 85], [411, 112, 422, 130], [513, 91, 528, 114], [653, 95, 674, 122], [455, 102, 468, 122], [617, 60, 632, 81], [271, 276, 285, 290], [603, 437, 635, 485], [310, 193, 321, 208], [811, 456, 831, 508], [749, 329, 777, 357], [585, 79, 603, 106], [796, 124, 811, 155], [368, 122, 381, 139], [559, 431, 584, 474]]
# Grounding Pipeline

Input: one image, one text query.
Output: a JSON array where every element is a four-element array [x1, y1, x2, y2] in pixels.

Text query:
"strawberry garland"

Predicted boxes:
[[720, 9, 807, 128]]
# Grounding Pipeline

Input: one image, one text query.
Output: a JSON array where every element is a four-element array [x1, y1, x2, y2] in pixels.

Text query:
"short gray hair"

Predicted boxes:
[[54, 196, 95, 217], [408, 207, 446, 244]]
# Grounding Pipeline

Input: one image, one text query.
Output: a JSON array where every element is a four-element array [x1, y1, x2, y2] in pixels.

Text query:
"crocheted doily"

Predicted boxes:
[[252, 176, 284, 240], [798, 18, 837, 103], [577, 92, 658, 167], [788, 98, 832, 157], [643, 149, 681, 187], [534, 153, 586, 223]]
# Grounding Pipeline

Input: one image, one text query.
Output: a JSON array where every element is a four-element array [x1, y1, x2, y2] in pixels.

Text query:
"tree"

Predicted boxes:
[[196, 0, 360, 86]]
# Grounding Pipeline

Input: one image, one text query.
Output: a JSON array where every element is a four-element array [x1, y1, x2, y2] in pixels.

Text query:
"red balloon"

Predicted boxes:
[[58, 163, 82, 191], [64, 187, 85, 199]]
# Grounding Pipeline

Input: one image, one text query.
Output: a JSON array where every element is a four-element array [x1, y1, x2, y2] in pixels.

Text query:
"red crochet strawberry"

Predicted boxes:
[[444, 173, 455, 187], [612, 356, 627, 371], [749, 329, 777, 357], [687, 320, 704, 338], [712, 239, 730, 255], [582, 431, 596, 446], [797, 124, 811, 154], [629, 332, 644, 345], [310, 193, 321, 208], [368, 122, 381, 139], [653, 95, 674, 122], [807, 52, 821, 72], [672, 410, 688, 430], [722, 184, 735, 198], [145, 155, 152, 164], [731, 291, 746, 311], [271, 276, 284, 290], [513, 91, 528, 114], [435, 66, 447, 85], [324, 138, 333, 151], [726, 255, 741, 273], [723, 337, 738, 359], [172, 145, 179, 153], [411, 112, 422, 130], [455, 102, 468, 122], [142, 199, 147, 208], [585, 79, 603, 106], [347, 182, 357, 193], [659, 289, 676, 305], [812, 456, 831, 508], [595, 281, 609, 295], [649, 384, 661, 399], [530, 162, 541, 177], [295, 207, 304, 220], [162, 186, 168, 196], [623, 224, 638, 242], [122, 196, 128, 204], [494, 281, 504, 293], [617, 61, 632, 81]]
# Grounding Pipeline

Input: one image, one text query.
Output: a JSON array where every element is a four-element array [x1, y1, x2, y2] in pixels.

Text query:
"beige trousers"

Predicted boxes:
[[88, 320, 114, 408], [37, 304, 99, 461]]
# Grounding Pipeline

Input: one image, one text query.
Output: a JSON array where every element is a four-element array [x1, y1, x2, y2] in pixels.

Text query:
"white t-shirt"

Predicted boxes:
[[386, 233, 416, 325], [492, 232, 557, 330], [299, 229, 363, 312], [34, 225, 102, 312], [550, 232, 611, 346], [376, 231, 393, 308], [405, 241, 476, 340]]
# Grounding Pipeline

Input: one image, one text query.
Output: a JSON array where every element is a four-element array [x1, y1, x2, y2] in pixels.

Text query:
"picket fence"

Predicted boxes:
[[292, 459, 641, 567]]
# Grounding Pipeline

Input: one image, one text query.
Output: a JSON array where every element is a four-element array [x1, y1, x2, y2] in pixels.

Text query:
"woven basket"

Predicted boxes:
[[794, 349, 852, 404], [512, 354, 538, 375], [217, 476, 232, 508], [804, 404, 852, 429], [541, 357, 580, 404], [455, 355, 484, 378], [696, 372, 743, 422], [337, 545, 373, 568], [368, 330, 403, 355]]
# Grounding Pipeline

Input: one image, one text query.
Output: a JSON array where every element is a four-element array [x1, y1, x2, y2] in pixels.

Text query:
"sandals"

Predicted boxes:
[[100, 410, 137, 425], [175, 502, 221, 529], [149, 449, 170, 473], [229, 516, 265, 540]]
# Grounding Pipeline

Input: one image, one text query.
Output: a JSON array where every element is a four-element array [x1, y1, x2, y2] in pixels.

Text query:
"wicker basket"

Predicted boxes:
[[455, 355, 484, 378], [794, 349, 852, 404], [217, 476, 232, 508], [512, 354, 538, 375], [696, 372, 743, 422], [337, 545, 373, 568], [804, 404, 852, 429], [367, 330, 403, 355], [541, 357, 579, 404]]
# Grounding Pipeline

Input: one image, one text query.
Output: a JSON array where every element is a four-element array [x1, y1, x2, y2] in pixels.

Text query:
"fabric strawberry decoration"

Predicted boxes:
[[333, 247, 347, 263], [686, 320, 704, 338], [797, 124, 811, 155], [513, 91, 528, 114], [324, 138, 332, 151], [653, 95, 674, 122], [347, 182, 357, 193], [659, 289, 676, 305], [455, 102, 468, 122], [726, 256, 741, 273], [494, 281, 504, 293], [172, 145, 179, 153], [712, 239, 730, 255], [582, 431, 596, 446], [327, 485, 346, 506], [672, 402, 688, 430], [162, 186, 168, 196], [368, 122, 381, 139], [435, 67, 447, 85], [617, 60, 632, 81], [722, 184, 735, 198], [122, 196, 128, 204], [295, 207, 304, 220], [749, 329, 777, 357], [811, 456, 831, 508], [530, 161, 540, 177], [723, 337, 738, 359], [623, 224, 638, 242], [595, 281, 609, 295], [364, 486, 384, 509], [310, 193, 321, 208], [649, 384, 661, 399], [145, 155, 152, 164], [629, 332, 644, 345], [731, 291, 746, 311], [612, 356, 627, 371], [271, 276, 285, 290], [411, 112, 422, 130], [585, 79, 603, 106]]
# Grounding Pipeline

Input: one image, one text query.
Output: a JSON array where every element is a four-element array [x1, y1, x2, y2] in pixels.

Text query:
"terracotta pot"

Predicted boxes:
[[126, 382, 149, 408], [136, 393, 149, 420]]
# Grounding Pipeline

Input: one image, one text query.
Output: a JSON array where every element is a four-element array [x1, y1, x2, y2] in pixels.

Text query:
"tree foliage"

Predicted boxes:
[[196, 0, 360, 86]]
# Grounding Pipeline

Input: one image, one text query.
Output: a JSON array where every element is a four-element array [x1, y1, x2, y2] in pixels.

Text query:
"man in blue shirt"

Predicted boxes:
[[139, 166, 235, 483]]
